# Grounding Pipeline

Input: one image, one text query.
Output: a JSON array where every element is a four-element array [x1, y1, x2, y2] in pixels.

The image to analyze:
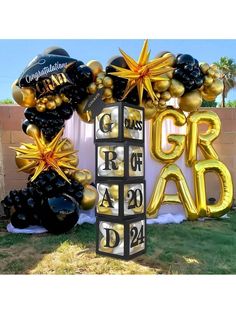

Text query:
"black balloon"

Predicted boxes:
[[11, 211, 30, 229], [22, 120, 30, 134], [40, 195, 79, 234], [174, 54, 204, 92]]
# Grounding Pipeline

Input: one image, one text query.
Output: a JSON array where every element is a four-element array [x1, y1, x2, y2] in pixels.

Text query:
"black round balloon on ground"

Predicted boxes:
[[11, 211, 30, 229], [40, 195, 79, 234]]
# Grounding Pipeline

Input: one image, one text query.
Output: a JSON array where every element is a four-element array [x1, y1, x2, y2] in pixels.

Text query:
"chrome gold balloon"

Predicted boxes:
[[169, 79, 185, 98], [26, 124, 40, 138], [87, 60, 103, 77], [194, 160, 233, 218], [36, 103, 46, 112], [203, 75, 214, 87], [88, 82, 97, 94], [103, 76, 113, 88], [204, 79, 224, 95], [80, 184, 98, 210], [200, 62, 210, 74], [15, 145, 37, 173], [46, 100, 57, 110], [76, 99, 94, 123], [153, 76, 170, 92], [82, 169, 93, 184], [73, 170, 88, 185], [160, 91, 171, 101], [12, 82, 36, 108], [103, 88, 113, 99], [99, 238, 114, 253], [110, 185, 119, 200], [178, 90, 202, 112], [147, 163, 199, 220]]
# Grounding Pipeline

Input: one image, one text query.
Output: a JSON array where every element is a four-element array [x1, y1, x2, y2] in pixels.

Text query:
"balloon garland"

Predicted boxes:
[[2, 47, 98, 234], [1, 40, 233, 234]]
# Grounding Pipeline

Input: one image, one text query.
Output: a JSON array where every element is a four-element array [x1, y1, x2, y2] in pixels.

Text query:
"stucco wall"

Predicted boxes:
[[0, 104, 235, 203]]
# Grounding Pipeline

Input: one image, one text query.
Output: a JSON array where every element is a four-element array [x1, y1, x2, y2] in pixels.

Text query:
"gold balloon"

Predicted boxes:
[[113, 162, 124, 177], [203, 75, 214, 87], [204, 79, 224, 96], [110, 124, 119, 138], [210, 64, 218, 71], [88, 82, 97, 94], [26, 124, 40, 138], [81, 169, 93, 184], [147, 163, 198, 220], [194, 160, 233, 218], [104, 97, 116, 104], [150, 107, 186, 163], [46, 100, 57, 110], [12, 82, 36, 108], [87, 60, 103, 77], [60, 139, 74, 151], [128, 109, 142, 121], [80, 184, 98, 210], [141, 102, 157, 120], [73, 170, 88, 185], [36, 103, 46, 112], [110, 184, 119, 200], [207, 69, 215, 78], [178, 90, 202, 112], [99, 146, 114, 160], [99, 238, 114, 253], [160, 91, 171, 101], [201, 90, 216, 101], [103, 88, 112, 99], [103, 76, 113, 88], [54, 95, 63, 107], [76, 99, 94, 124], [153, 76, 170, 92], [186, 111, 221, 167], [200, 62, 210, 74], [169, 79, 185, 98], [113, 224, 124, 239], [162, 53, 176, 66], [15, 145, 37, 173], [97, 200, 113, 215]]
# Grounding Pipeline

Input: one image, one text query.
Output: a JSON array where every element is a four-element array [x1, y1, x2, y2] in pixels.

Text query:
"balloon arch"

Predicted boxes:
[[1, 40, 233, 235]]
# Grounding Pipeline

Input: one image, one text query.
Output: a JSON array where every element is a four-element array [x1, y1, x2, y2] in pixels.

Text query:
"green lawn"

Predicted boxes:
[[1, 211, 236, 274]]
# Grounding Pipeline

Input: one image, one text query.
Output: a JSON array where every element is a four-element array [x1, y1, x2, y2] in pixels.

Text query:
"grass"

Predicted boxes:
[[1, 211, 236, 274]]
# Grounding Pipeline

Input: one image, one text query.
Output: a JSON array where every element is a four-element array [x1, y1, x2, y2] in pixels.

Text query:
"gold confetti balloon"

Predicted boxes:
[[178, 90, 203, 112], [80, 184, 98, 210], [201, 90, 217, 101], [88, 82, 97, 94], [103, 76, 113, 88]]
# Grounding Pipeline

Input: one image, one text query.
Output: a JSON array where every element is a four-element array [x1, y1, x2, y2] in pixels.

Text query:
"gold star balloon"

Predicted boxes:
[[12, 128, 78, 183], [109, 39, 174, 104]]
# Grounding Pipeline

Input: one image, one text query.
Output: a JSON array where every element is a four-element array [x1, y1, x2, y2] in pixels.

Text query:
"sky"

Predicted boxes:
[[0, 39, 236, 101]]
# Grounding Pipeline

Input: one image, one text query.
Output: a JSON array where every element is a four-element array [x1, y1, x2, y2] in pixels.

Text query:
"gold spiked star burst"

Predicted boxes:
[[109, 40, 174, 104], [12, 128, 78, 183]]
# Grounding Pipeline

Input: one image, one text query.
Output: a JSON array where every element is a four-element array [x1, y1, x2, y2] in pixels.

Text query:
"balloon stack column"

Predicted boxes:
[[95, 102, 146, 259]]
